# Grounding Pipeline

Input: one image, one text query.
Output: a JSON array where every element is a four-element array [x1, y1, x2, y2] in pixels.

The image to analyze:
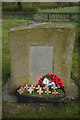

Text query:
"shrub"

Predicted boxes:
[[2, 5, 38, 12], [23, 7, 38, 12], [2, 5, 21, 12], [34, 3, 64, 9]]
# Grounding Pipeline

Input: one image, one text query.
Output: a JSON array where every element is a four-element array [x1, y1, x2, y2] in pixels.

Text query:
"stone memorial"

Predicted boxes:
[[9, 23, 76, 97]]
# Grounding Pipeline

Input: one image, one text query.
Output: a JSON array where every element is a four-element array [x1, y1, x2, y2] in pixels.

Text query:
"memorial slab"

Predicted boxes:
[[9, 23, 75, 96], [30, 45, 54, 75]]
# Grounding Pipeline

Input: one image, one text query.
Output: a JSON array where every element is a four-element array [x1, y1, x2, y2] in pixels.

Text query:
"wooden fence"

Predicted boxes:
[[2, 11, 80, 22]]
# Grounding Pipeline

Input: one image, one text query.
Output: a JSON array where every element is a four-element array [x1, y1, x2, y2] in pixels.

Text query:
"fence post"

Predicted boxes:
[[48, 13, 50, 21], [70, 13, 72, 22]]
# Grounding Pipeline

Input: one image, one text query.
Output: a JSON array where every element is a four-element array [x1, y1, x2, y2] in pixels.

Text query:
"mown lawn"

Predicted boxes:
[[38, 7, 78, 12], [2, 100, 79, 119], [2, 18, 79, 119]]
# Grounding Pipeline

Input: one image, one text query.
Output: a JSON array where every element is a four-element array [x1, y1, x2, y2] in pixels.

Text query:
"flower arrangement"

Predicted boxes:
[[17, 74, 65, 97], [38, 74, 63, 88]]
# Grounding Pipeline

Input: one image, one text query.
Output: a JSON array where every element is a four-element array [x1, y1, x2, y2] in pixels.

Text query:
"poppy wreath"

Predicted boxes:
[[38, 74, 63, 88]]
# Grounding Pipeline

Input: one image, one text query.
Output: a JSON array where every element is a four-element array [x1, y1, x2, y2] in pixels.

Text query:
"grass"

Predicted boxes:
[[71, 52, 78, 84], [2, 18, 79, 119], [2, 100, 79, 118], [38, 7, 78, 12]]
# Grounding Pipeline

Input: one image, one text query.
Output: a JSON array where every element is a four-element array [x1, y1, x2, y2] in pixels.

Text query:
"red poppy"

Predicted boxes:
[[38, 74, 63, 88]]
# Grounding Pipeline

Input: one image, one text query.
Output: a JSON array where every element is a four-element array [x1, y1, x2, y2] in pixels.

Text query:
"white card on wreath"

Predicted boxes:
[[42, 77, 50, 85]]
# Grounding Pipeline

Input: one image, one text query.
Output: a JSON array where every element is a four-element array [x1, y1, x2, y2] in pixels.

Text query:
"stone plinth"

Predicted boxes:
[[9, 23, 75, 95]]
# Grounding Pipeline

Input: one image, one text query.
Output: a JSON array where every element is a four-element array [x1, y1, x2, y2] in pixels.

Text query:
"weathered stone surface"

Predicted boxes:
[[9, 23, 75, 95], [3, 78, 17, 102]]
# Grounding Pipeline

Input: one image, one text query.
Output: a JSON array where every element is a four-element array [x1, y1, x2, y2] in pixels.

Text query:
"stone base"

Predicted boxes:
[[66, 78, 78, 99], [2, 78, 17, 103], [2, 78, 78, 103]]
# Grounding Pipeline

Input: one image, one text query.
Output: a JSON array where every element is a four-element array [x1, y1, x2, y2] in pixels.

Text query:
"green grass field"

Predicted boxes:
[[2, 100, 79, 118], [2, 18, 79, 119], [38, 7, 78, 12]]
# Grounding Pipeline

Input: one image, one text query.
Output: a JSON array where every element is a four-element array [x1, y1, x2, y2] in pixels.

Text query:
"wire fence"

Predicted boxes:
[[2, 11, 80, 22]]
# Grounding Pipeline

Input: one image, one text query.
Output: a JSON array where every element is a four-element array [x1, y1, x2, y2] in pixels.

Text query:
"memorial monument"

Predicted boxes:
[[9, 23, 77, 97]]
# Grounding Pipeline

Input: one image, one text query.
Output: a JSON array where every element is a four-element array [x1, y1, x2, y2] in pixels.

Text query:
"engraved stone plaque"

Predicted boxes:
[[30, 45, 54, 75]]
